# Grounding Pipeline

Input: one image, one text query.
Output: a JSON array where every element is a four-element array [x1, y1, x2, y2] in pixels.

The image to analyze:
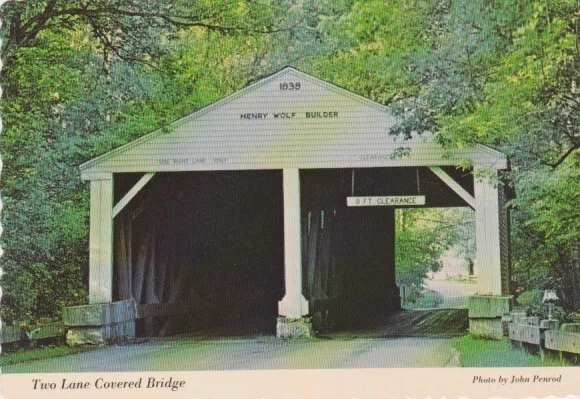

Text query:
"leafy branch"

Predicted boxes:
[[2, 0, 298, 67]]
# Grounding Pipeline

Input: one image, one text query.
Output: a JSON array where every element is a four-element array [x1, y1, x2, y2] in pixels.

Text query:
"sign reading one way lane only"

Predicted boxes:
[[346, 196, 426, 207]]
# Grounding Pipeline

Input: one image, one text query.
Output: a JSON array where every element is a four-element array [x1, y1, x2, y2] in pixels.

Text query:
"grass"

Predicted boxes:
[[453, 335, 573, 367], [0, 344, 97, 367]]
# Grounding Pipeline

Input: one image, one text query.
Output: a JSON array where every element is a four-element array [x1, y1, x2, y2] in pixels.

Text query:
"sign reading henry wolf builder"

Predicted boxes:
[[347, 196, 426, 207], [240, 111, 339, 120], [75, 67, 513, 344]]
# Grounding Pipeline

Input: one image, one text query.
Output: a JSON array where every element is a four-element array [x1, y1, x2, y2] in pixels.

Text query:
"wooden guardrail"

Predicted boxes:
[[508, 315, 542, 345], [544, 324, 580, 355], [506, 311, 579, 361], [1, 322, 66, 345]]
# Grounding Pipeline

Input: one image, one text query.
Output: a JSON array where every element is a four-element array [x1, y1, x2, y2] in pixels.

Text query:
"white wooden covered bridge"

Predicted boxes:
[[64, 67, 513, 343]]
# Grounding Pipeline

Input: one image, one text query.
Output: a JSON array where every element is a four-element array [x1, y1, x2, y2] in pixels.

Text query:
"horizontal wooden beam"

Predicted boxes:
[[112, 172, 155, 218], [428, 166, 475, 209], [545, 330, 580, 354]]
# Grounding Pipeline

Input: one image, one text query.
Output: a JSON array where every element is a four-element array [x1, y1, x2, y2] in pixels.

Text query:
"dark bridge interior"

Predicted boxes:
[[114, 171, 285, 336], [300, 167, 473, 332], [112, 167, 473, 337]]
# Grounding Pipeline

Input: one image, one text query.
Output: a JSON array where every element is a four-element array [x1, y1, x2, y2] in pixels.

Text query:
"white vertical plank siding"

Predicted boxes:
[[474, 169, 503, 295], [80, 68, 507, 178], [89, 176, 114, 303], [278, 169, 309, 318]]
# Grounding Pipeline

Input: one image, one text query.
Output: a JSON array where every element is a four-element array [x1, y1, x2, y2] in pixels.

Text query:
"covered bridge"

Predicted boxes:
[[65, 67, 513, 344]]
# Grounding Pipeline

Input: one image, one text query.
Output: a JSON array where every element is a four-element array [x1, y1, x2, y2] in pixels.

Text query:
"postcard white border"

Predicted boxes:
[[0, 1, 578, 398], [1, 367, 579, 399]]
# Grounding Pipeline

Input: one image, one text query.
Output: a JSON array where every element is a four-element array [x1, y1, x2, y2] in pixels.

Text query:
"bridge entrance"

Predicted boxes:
[[113, 171, 285, 337], [300, 167, 478, 333], [67, 67, 513, 345], [396, 207, 477, 311]]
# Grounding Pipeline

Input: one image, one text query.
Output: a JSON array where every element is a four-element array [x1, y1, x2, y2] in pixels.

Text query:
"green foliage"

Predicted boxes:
[[392, 0, 579, 311], [308, 0, 426, 104], [519, 301, 568, 323], [0, 0, 337, 324], [395, 208, 475, 302], [0, 0, 578, 325], [569, 312, 580, 323], [515, 289, 573, 323], [516, 290, 544, 307], [0, 344, 96, 366]]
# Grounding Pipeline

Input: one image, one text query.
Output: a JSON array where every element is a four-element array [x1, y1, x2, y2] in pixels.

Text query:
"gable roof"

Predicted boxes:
[[80, 67, 507, 180]]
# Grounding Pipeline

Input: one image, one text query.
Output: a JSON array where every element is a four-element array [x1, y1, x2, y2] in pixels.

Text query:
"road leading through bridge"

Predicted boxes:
[[423, 279, 479, 308], [4, 336, 460, 373]]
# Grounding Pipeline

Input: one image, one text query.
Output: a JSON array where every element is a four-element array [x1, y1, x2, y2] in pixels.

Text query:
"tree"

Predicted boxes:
[[1, 0, 577, 324], [0, 0, 340, 323], [1, 0, 297, 64], [390, 0, 579, 311]]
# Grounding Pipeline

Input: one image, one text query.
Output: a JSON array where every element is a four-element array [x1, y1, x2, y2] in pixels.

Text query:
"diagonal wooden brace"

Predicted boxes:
[[112, 173, 155, 218], [428, 166, 475, 209]]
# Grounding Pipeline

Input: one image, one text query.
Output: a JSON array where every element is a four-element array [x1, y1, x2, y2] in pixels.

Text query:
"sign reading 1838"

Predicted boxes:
[[347, 196, 426, 207]]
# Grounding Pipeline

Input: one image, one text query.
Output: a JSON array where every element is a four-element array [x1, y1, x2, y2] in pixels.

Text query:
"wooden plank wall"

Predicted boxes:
[[81, 68, 506, 177]]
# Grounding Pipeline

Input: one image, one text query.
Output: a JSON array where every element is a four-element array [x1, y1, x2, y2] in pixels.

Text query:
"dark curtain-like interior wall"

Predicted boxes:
[[113, 171, 284, 337], [300, 169, 399, 330]]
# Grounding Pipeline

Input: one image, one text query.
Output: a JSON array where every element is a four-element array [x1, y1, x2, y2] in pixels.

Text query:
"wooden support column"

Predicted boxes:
[[474, 168, 503, 296], [277, 169, 313, 339], [89, 174, 114, 304], [470, 167, 513, 339], [278, 169, 309, 318]]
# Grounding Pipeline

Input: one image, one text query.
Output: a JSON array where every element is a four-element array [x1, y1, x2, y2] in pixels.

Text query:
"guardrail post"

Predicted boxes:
[[63, 300, 136, 346], [468, 295, 513, 339]]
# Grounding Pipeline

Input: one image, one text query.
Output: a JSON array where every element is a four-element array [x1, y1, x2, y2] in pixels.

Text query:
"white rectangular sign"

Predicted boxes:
[[346, 196, 426, 207]]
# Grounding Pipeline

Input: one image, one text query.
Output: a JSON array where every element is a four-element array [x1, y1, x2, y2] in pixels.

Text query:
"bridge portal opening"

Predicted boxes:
[[113, 171, 285, 337], [301, 167, 477, 334], [395, 207, 477, 310]]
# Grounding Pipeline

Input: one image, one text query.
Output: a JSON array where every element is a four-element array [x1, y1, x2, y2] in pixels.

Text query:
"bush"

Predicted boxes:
[[0, 260, 38, 323], [515, 289, 568, 322], [568, 312, 580, 323], [516, 289, 543, 307]]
